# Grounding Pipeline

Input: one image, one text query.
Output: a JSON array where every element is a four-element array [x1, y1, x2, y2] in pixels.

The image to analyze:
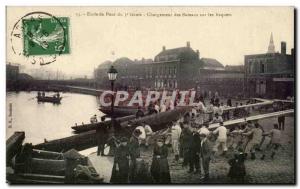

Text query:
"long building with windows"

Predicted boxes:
[[94, 41, 245, 98]]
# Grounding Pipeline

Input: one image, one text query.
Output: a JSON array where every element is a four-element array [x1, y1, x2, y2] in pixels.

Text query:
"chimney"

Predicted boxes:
[[162, 46, 166, 51], [196, 50, 200, 58], [187, 41, 190, 48], [281, 41, 286, 54]]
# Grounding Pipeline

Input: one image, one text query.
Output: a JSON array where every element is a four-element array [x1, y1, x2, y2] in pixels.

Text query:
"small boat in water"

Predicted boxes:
[[37, 96, 62, 104], [36, 91, 62, 104]]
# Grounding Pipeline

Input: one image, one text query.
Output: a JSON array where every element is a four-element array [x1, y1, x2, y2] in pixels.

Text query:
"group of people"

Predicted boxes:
[[166, 110, 283, 182], [110, 126, 170, 184], [37, 91, 60, 98], [105, 95, 286, 184]]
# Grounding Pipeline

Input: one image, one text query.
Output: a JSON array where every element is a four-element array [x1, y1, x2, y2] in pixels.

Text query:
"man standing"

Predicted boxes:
[[143, 122, 153, 148], [128, 129, 141, 182], [188, 126, 201, 174], [212, 122, 228, 156], [96, 125, 108, 156], [206, 102, 214, 122], [180, 122, 192, 167], [278, 114, 285, 131], [110, 137, 130, 183], [242, 123, 263, 159], [200, 133, 212, 181], [171, 121, 182, 162]]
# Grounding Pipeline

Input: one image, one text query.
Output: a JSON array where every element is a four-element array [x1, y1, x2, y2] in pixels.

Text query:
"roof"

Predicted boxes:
[[156, 47, 193, 57], [201, 58, 224, 68], [97, 57, 134, 69], [113, 57, 134, 65]]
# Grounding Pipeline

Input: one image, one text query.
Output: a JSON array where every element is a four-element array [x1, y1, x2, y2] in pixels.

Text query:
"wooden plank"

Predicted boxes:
[[32, 149, 63, 160], [209, 109, 294, 130], [17, 173, 65, 180], [223, 100, 273, 111]]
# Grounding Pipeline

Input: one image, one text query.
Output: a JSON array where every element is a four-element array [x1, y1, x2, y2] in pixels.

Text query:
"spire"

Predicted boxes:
[[267, 33, 275, 53]]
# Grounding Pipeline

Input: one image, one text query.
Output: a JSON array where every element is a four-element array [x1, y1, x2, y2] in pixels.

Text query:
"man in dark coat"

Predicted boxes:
[[199, 133, 212, 181], [110, 137, 130, 184], [136, 106, 145, 119], [150, 138, 171, 183], [278, 115, 285, 130], [188, 127, 201, 174], [180, 122, 193, 167], [228, 148, 246, 183], [128, 129, 141, 183], [96, 125, 108, 156]]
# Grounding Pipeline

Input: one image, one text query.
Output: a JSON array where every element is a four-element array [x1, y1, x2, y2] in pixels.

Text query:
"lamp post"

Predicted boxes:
[[107, 65, 118, 128]]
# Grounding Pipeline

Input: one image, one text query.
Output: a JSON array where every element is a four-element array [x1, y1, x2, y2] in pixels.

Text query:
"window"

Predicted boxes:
[[260, 63, 265, 73]]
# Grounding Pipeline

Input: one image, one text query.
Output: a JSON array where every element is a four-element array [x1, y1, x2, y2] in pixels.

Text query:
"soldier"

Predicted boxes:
[[242, 123, 263, 159], [199, 133, 212, 181], [150, 138, 171, 183], [188, 126, 201, 174], [171, 120, 182, 162], [110, 137, 130, 184], [261, 124, 282, 160]]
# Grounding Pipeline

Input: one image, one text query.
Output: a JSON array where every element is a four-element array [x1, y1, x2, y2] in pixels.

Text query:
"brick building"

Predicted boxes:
[[95, 42, 245, 97], [244, 34, 295, 99]]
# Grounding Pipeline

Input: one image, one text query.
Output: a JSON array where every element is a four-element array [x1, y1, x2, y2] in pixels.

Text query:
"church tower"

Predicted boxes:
[[267, 33, 275, 53]]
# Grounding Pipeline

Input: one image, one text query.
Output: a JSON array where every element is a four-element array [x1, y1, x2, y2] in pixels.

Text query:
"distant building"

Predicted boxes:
[[6, 63, 19, 81], [244, 34, 295, 99], [95, 41, 244, 97], [201, 58, 225, 70], [225, 65, 245, 72]]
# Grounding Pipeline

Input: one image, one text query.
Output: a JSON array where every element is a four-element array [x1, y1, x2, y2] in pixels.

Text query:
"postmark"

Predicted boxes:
[[10, 12, 70, 66]]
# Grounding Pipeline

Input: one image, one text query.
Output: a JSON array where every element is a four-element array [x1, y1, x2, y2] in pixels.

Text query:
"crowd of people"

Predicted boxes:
[[95, 93, 287, 184], [107, 111, 284, 184]]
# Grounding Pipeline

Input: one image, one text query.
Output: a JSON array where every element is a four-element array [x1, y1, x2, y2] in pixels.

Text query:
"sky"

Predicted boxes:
[[6, 6, 294, 78]]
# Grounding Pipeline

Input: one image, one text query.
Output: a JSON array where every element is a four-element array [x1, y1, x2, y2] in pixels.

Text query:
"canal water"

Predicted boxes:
[[6, 92, 105, 145]]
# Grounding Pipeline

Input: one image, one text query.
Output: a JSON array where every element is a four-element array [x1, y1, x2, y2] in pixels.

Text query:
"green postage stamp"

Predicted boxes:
[[23, 17, 70, 56]]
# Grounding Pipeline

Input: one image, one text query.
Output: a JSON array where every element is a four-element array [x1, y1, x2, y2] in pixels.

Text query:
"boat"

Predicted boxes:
[[37, 96, 62, 104], [34, 107, 192, 152], [99, 105, 144, 117], [71, 114, 136, 133], [6, 133, 103, 184]]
